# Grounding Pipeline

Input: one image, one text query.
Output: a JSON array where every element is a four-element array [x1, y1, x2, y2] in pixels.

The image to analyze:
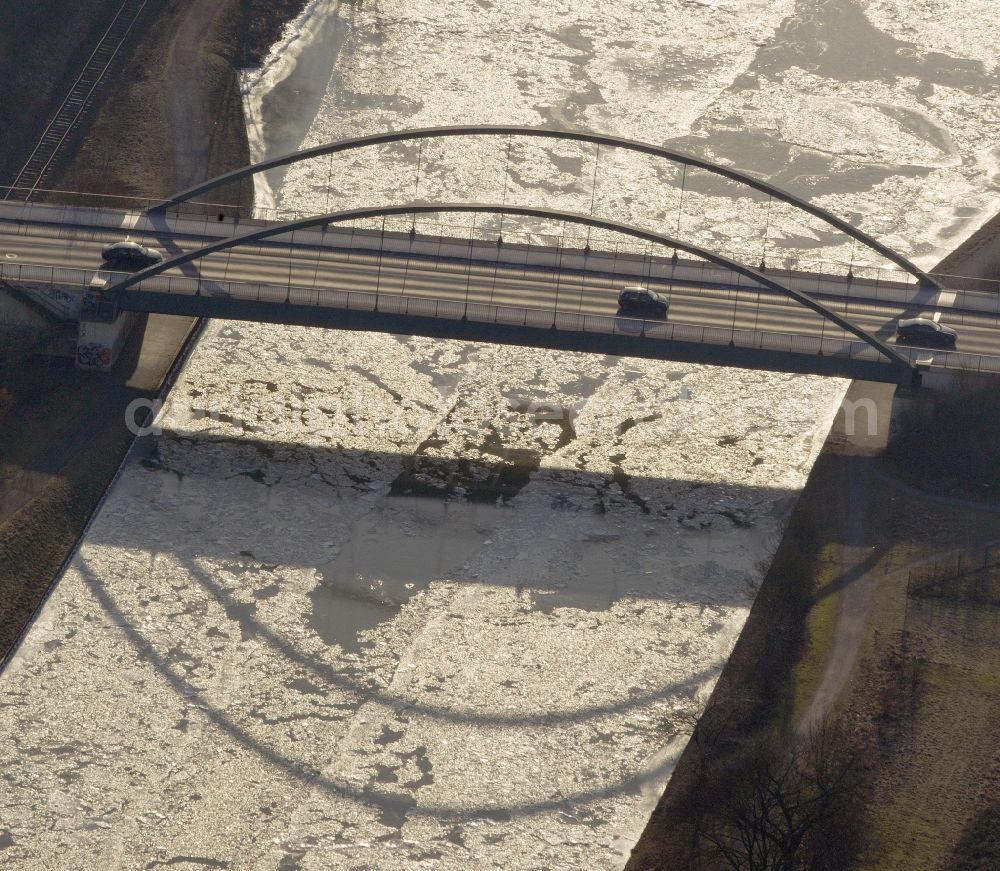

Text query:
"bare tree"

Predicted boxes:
[[696, 717, 868, 871]]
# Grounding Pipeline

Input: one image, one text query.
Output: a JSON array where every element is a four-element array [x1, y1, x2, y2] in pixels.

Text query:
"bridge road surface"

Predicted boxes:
[[3, 218, 1000, 358]]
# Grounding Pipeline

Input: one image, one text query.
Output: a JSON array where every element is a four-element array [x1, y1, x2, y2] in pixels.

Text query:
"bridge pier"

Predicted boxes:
[[76, 309, 137, 370]]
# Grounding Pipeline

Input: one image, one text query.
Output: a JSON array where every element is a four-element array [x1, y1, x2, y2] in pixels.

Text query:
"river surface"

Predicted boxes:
[[1, 2, 998, 869]]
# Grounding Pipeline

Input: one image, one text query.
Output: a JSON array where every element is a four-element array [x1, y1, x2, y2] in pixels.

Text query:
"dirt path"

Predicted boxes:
[[872, 465, 1000, 516], [164, 0, 231, 189], [799, 455, 876, 731], [799, 450, 1000, 732]]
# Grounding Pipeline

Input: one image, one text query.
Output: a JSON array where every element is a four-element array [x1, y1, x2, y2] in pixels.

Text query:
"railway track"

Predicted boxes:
[[3, 0, 149, 202]]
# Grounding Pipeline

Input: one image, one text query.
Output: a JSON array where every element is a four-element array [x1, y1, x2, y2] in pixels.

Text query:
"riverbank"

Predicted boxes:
[[933, 209, 1000, 291], [627, 373, 1000, 870], [52, 0, 308, 202], [0, 0, 309, 664], [626, 390, 882, 869]]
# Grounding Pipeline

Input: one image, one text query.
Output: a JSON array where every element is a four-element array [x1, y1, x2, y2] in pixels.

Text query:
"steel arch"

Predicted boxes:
[[149, 125, 939, 289], [112, 201, 915, 374]]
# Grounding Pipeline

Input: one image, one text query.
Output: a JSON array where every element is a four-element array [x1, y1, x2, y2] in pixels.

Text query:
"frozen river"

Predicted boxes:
[[2, 1, 999, 868]]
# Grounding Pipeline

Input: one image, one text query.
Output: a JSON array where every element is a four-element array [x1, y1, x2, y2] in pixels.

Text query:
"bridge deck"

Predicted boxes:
[[2, 202, 1000, 383]]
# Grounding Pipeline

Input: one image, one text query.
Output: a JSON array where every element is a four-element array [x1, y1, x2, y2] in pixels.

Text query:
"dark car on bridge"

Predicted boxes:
[[617, 286, 668, 319], [101, 240, 163, 271], [895, 317, 957, 349]]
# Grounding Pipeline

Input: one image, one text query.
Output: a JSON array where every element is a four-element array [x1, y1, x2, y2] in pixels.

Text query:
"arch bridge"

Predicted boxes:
[[104, 200, 921, 385], [3, 126, 963, 383]]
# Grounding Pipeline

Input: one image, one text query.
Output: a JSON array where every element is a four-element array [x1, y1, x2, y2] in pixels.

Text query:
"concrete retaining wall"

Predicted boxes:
[[933, 208, 1000, 292]]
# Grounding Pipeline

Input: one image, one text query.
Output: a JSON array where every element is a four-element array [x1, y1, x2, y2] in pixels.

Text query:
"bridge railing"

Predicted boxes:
[[8, 254, 1000, 376], [123, 236, 1000, 324], [109, 269, 950, 364], [11, 199, 1000, 316], [0, 261, 86, 319], [130, 271, 1000, 375], [0, 258, 918, 367], [120, 269, 897, 366], [894, 345, 1000, 376]]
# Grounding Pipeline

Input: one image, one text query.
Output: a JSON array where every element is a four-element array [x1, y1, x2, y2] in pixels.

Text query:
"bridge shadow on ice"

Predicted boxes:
[[84, 426, 809, 612], [46, 426, 820, 825]]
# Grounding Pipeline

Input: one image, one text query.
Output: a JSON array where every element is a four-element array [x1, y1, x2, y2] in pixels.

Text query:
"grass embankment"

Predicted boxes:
[[626, 449, 873, 870], [629, 382, 1000, 870], [0, 361, 143, 657], [787, 541, 844, 720], [855, 384, 1000, 870]]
